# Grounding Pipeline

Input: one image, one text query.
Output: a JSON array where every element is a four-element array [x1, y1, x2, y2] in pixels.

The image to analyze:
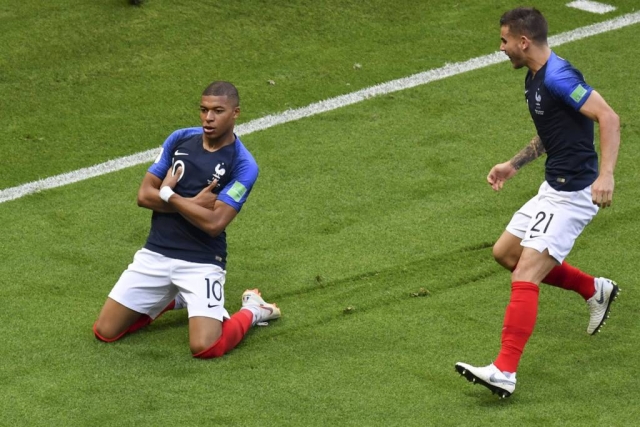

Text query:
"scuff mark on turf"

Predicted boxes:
[[270, 240, 499, 301], [459, 242, 494, 252]]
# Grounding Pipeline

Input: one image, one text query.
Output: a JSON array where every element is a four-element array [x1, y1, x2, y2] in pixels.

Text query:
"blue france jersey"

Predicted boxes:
[[144, 127, 259, 267], [525, 51, 597, 191]]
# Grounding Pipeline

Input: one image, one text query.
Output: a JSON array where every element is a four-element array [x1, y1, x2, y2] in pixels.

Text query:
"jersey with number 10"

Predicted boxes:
[[525, 51, 598, 191], [144, 127, 259, 268]]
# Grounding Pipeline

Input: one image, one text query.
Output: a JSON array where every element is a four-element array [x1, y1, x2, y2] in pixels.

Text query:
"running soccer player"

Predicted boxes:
[[455, 7, 621, 397], [93, 81, 280, 358]]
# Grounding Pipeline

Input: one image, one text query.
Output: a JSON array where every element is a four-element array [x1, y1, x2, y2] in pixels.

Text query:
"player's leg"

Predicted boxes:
[[456, 247, 555, 398], [492, 230, 523, 270], [456, 193, 539, 397], [493, 191, 539, 271], [494, 248, 557, 371], [93, 249, 176, 342], [496, 186, 601, 301], [570, 185, 619, 334], [172, 261, 271, 358], [543, 261, 596, 299], [526, 184, 618, 333], [94, 298, 145, 342], [188, 289, 281, 358], [94, 297, 176, 342], [188, 316, 224, 355], [457, 182, 592, 397], [496, 230, 596, 299], [172, 261, 230, 356]]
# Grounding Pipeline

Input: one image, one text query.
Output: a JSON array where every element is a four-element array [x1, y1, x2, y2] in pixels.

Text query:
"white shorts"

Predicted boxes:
[[505, 181, 598, 263], [108, 248, 230, 321]]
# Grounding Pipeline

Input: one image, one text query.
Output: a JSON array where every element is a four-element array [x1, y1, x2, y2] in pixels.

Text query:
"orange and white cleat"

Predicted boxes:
[[241, 288, 281, 324]]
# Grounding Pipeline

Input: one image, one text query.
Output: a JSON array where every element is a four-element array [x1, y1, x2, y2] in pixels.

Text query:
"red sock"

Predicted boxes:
[[193, 309, 253, 359], [94, 300, 176, 342], [542, 262, 595, 300], [93, 322, 127, 343], [127, 300, 176, 334], [494, 281, 539, 373]]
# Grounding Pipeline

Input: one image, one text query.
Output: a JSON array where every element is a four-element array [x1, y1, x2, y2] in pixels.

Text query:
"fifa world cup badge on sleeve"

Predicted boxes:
[[228, 182, 247, 202]]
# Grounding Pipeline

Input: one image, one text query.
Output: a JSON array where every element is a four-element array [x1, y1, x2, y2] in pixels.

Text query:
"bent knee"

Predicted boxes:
[[93, 321, 124, 343], [492, 244, 518, 271], [190, 334, 223, 357], [190, 338, 218, 356], [192, 346, 224, 359]]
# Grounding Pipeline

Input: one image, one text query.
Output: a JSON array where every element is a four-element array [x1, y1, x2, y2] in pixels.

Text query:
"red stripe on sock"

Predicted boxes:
[[494, 281, 539, 373], [542, 262, 595, 300], [93, 322, 127, 343], [93, 300, 176, 342], [193, 310, 253, 359]]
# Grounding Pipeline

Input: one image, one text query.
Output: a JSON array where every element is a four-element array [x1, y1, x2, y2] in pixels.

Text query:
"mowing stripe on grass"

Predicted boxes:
[[2, 10, 639, 204]]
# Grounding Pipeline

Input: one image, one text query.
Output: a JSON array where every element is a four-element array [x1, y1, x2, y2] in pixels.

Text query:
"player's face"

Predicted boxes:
[[500, 26, 526, 69], [199, 95, 239, 142]]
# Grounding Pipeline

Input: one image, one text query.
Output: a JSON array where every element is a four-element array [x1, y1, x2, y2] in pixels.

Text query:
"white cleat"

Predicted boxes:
[[242, 288, 281, 323], [587, 278, 620, 335], [455, 362, 516, 398]]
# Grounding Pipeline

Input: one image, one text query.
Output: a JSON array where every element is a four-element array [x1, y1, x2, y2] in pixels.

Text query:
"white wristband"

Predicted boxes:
[[159, 186, 175, 203]]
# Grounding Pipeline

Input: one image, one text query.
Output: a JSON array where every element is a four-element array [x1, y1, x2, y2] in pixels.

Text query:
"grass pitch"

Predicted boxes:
[[1, 1, 639, 426]]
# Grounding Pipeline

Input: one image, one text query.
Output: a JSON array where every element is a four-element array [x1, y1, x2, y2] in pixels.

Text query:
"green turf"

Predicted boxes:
[[1, 1, 639, 426]]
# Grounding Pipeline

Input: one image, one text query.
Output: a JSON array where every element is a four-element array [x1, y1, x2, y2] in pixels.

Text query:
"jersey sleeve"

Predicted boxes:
[[545, 65, 593, 111], [217, 150, 259, 212], [147, 128, 201, 179]]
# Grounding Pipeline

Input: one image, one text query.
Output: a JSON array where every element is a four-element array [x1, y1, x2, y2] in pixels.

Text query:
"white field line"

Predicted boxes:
[[567, 1, 617, 15], [2, 10, 640, 205]]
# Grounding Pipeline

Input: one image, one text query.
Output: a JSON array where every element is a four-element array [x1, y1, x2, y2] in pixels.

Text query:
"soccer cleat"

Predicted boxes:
[[455, 362, 516, 398], [587, 278, 620, 335], [241, 288, 281, 323]]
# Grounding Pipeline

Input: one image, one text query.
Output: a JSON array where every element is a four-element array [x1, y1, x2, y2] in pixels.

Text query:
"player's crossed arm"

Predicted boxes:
[[137, 170, 219, 213], [160, 165, 238, 236]]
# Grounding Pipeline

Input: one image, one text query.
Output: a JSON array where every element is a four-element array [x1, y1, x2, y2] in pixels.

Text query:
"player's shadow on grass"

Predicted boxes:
[[463, 389, 516, 406]]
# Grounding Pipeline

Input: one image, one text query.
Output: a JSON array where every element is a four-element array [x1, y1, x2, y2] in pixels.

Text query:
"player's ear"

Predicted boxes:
[[518, 36, 529, 50], [233, 107, 240, 119], [519, 35, 530, 50]]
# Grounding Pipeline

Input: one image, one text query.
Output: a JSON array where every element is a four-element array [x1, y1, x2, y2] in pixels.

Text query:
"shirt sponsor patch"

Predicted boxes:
[[570, 85, 588, 103], [227, 181, 247, 202]]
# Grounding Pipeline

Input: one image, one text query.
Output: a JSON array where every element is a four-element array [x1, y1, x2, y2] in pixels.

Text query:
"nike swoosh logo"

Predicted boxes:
[[208, 304, 219, 308], [489, 374, 515, 386], [595, 287, 605, 304], [260, 305, 273, 314], [174, 150, 189, 156]]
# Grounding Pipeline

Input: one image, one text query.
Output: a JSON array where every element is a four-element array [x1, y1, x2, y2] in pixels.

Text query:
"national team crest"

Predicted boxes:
[[209, 163, 226, 184]]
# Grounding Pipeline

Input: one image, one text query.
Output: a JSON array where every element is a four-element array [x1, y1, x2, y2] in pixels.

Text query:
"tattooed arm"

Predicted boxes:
[[487, 135, 545, 191], [509, 135, 546, 170]]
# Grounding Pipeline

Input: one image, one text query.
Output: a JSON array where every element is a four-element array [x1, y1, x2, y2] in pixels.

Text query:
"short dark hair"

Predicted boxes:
[[202, 81, 240, 107], [500, 7, 548, 44]]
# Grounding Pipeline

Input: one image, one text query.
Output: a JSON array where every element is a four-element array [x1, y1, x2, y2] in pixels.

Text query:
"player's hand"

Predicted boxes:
[[487, 161, 517, 191], [161, 165, 183, 189], [591, 173, 614, 208], [192, 179, 218, 210]]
